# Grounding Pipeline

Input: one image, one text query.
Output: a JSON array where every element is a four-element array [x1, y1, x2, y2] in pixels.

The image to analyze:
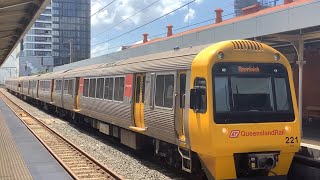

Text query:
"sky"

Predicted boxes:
[[90, 0, 284, 58]]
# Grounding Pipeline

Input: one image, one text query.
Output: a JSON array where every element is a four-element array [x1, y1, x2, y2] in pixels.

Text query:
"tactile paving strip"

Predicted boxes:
[[0, 111, 33, 180]]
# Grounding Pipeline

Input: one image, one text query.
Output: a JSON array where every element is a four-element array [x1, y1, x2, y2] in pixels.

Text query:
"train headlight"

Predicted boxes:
[[217, 51, 224, 60], [222, 128, 228, 134], [285, 125, 291, 132], [274, 53, 280, 61]]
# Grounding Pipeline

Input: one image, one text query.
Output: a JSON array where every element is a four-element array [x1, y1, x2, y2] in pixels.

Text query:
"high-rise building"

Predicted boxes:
[[52, 0, 91, 66], [19, 5, 53, 76], [18, 0, 90, 76]]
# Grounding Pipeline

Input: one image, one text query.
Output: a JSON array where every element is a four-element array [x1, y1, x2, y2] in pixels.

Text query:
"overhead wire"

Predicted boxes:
[[91, 0, 117, 17], [92, 0, 161, 39], [91, 0, 197, 48], [91, 12, 236, 57], [91, 0, 237, 56]]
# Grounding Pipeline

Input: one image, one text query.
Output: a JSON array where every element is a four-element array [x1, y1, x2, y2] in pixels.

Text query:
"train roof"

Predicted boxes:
[[63, 44, 208, 78], [16, 39, 286, 81]]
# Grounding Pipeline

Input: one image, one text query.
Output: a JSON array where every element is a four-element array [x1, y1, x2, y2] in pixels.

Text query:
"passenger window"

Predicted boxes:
[[96, 78, 104, 99], [114, 77, 124, 101], [89, 79, 96, 98], [135, 76, 141, 103], [104, 78, 113, 100], [64, 80, 68, 94], [142, 76, 146, 102], [109, 78, 114, 100], [83, 79, 89, 97], [68, 80, 73, 95], [194, 77, 207, 113], [155, 74, 174, 108]]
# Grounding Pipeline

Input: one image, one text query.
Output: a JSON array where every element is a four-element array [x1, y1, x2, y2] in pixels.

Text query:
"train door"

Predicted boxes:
[[73, 77, 80, 110], [176, 71, 187, 141], [50, 79, 54, 102], [133, 74, 146, 129]]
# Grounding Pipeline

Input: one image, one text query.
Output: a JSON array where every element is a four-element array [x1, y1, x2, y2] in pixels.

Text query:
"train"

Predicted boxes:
[[5, 40, 300, 179]]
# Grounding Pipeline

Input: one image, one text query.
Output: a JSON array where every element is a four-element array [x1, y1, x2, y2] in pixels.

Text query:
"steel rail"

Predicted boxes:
[[0, 90, 124, 180]]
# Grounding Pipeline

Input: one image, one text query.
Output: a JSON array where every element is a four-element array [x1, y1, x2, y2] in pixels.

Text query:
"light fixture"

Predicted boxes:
[[222, 128, 228, 134], [217, 51, 224, 60], [274, 53, 280, 61]]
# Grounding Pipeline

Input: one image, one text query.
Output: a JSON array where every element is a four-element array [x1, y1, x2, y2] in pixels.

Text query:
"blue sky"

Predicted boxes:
[[90, 0, 283, 57]]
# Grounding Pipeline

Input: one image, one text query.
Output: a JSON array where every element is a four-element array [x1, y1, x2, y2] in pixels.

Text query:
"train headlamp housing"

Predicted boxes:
[[217, 51, 224, 60], [274, 53, 280, 61], [248, 153, 279, 170]]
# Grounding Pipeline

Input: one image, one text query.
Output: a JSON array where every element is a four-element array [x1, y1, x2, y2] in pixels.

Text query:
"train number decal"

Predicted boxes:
[[285, 137, 298, 144]]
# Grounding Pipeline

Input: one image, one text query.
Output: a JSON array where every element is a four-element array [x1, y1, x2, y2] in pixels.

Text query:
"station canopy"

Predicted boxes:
[[0, 0, 50, 66]]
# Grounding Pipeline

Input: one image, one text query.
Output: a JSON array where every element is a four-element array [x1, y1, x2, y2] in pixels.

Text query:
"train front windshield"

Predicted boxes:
[[213, 63, 295, 124]]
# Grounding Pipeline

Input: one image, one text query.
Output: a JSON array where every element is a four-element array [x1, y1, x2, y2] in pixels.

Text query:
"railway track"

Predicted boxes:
[[0, 91, 123, 180]]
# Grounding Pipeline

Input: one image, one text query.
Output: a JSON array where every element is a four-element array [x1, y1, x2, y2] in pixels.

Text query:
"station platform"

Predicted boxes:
[[0, 99, 72, 180], [298, 123, 320, 160]]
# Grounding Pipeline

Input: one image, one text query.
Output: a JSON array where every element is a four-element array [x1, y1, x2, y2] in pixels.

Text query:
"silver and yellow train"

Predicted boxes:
[[6, 40, 300, 179]]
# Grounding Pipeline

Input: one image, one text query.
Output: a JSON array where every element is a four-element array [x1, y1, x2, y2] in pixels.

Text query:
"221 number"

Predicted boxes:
[[285, 137, 298, 144]]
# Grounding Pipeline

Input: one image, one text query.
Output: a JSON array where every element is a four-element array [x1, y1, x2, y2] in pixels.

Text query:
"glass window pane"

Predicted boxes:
[[215, 77, 230, 112], [83, 79, 89, 97], [164, 75, 174, 108], [108, 78, 113, 100], [114, 77, 120, 101], [135, 76, 141, 103], [155, 75, 165, 107], [119, 77, 124, 101], [89, 79, 96, 98], [275, 78, 289, 111], [96, 78, 104, 99], [68, 80, 73, 95], [231, 77, 274, 111], [64, 80, 68, 93], [104, 78, 109, 99]]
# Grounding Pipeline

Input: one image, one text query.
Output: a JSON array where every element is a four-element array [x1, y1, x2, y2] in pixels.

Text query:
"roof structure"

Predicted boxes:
[[0, 0, 50, 66]]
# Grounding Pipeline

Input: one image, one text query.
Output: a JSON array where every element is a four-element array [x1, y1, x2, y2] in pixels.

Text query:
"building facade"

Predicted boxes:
[[52, 0, 91, 66], [19, 5, 53, 76], [19, 0, 90, 76]]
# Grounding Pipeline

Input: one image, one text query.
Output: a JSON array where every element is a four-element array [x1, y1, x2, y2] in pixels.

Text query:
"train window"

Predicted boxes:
[[231, 77, 274, 111], [64, 80, 68, 94], [135, 76, 141, 103], [89, 79, 96, 98], [83, 79, 89, 97], [193, 77, 207, 113], [114, 77, 124, 101], [142, 76, 145, 102], [96, 78, 104, 99], [68, 80, 73, 95], [274, 78, 289, 110], [104, 78, 113, 100], [155, 74, 174, 108], [55, 80, 62, 94], [215, 77, 230, 112]]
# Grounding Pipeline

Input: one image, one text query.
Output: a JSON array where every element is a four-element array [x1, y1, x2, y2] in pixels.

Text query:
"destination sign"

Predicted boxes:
[[238, 66, 260, 73]]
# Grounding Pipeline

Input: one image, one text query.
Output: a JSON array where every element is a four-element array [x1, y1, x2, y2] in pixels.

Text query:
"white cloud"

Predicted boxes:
[[195, 0, 203, 5], [91, 0, 204, 28], [91, 43, 110, 58], [184, 8, 195, 23]]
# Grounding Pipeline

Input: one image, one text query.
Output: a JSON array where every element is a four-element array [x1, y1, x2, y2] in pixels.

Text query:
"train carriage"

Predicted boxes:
[[5, 40, 300, 180]]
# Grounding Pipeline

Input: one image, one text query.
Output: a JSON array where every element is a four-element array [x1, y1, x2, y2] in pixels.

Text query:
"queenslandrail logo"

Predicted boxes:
[[229, 130, 284, 138]]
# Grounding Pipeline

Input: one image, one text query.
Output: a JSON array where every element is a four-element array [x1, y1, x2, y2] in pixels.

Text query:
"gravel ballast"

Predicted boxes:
[[1, 89, 185, 180]]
